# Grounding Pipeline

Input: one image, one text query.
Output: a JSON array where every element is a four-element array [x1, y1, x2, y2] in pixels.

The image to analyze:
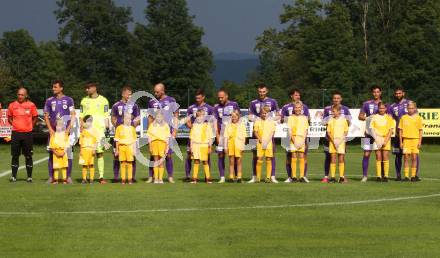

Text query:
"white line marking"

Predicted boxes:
[[0, 193, 439, 216], [0, 157, 49, 178]]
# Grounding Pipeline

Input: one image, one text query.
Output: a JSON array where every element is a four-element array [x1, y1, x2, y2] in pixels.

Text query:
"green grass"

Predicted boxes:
[[0, 144, 439, 257]]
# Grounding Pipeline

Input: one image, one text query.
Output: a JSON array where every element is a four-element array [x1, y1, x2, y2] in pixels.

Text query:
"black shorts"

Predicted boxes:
[[11, 131, 33, 157]]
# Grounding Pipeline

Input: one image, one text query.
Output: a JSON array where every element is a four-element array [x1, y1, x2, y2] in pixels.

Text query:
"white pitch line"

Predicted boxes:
[[0, 193, 439, 216], [0, 157, 49, 178]]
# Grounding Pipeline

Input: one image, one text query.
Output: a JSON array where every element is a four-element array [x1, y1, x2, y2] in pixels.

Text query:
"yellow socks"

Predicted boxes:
[[90, 166, 95, 181], [266, 160, 272, 179], [153, 167, 159, 180], [127, 162, 133, 181], [404, 167, 410, 178], [203, 164, 211, 179], [61, 168, 67, 181], [299, 158, 305, 178], [411, 167, 417, 178], [193, 163, 200, 179], [159, 167, 164, 181], [330, 163, 336, 178], [339, 163, 345, 178], [291, 157, 297, 178], [121, 162, 127, 181], [82, 167, 87, 181], [376, 161, 382, 177], [256, 160, 263, 181], [383, 160, 389, 178], [54, 170, 59, 181]]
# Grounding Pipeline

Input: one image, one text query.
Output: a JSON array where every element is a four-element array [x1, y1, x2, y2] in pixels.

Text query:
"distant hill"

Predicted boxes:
[[212, 53, 260, 87]]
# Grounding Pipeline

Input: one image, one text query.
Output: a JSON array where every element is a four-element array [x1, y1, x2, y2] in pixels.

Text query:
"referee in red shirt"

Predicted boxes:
[[7, 87, 38, 182]]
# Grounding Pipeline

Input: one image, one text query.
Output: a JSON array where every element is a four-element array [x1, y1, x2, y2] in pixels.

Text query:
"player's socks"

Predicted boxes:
[[113, 159, 120, 180], [218, 156, 225, 178], [404, 167, 410, 178], [290, 157, 297, 179], [62, 168, 67, 181], [395, 153, 403, 177], [97, 156, 104, 179], [362, 156, 369, 177], [185, 155, 191, 178], [339, 163, 345, 178], [127, 162, 133, 181], [252, 156, 257, 176], [90, 166, 95, 181], [193, 163, 200, 180], [159, 167, 164, 181], [132, 160, 137, 179], [271, 155, 276, 177], [376, 161, 382, 178], [266, 160, 272, 180], [330, 163, 336, 178], [166, 156, 174, 177], [48, 153, 54, 178], [149, 156, 154, 178], [54, 170, 59, 181], [411, 167, 417, 178], [416, 155, 420, 176], [67, 159, 72, 178], [299, 158, 305, 178], [324, 152, 330, 177], [25, 156, 33, 178], [383, 160, 390, 178], [203, 164, 211, 180], [286, 152, 292, 178], [82, 167, 87, 181], [256, 159, 263, 181], [153, 167, 159, 180], [121, 162, 126, 181]]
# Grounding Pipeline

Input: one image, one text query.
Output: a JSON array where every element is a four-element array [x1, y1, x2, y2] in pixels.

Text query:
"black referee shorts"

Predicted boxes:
[[11, 131, 34, 157]]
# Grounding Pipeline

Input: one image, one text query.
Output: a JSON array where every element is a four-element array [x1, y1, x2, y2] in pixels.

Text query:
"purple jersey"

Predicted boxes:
[[43, 95, 75, 129], [213, 101, 240, 130], [148, 95, 179, 130], [360, 100, 381, 117], [187, 102, 214, 123], [111, 100, 140, 127], [323, 105, 352, 120], [280, 102, 310, 122], [388, 99, 410, 127], [249, 97, 279, 117]]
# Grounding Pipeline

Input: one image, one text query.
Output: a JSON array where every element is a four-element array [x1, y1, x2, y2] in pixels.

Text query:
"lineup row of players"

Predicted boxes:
[[5, 81, 422, 184]]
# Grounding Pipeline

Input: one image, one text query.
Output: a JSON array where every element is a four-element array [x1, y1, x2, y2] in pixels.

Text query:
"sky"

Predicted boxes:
[[0, 0, 291, 55]]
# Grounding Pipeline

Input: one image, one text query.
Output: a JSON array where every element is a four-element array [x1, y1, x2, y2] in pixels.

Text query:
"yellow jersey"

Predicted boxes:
[[327, 116, 349, 138], [114, 125, 137, 145], [399, 114, 423, 139], [79, 129, 98, 150], [49, 132, 69, 151], [253, 119, 276, 142], [370, 114, 395, 137], [224, 122, 247, 141], [147, 122, 171, 142], [287, 115, 309, 137], [190, 122, 214, 144]]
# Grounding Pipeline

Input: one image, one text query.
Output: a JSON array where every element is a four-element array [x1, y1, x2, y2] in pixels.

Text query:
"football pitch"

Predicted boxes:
[[0, 144, 439, 257]]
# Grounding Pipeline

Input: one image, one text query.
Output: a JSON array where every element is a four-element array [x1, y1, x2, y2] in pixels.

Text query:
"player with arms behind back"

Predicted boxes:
[[399, 101, 423, 182]]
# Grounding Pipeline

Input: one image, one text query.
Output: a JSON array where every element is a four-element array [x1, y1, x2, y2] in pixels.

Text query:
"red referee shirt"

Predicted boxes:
[[7, 100, 38, 133]]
